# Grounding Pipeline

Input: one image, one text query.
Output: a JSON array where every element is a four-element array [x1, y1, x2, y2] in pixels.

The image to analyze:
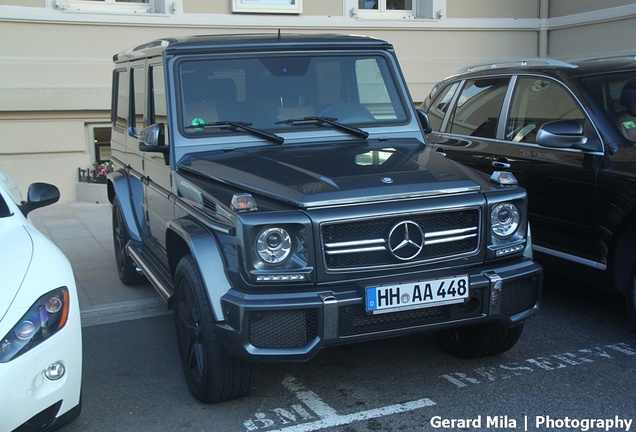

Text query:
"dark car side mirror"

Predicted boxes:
[[536, 120, 589, 149], [416, 109, 433, 134], [138, 123, 168, 153], [138, 123, 170, 164], [20, 183, 60, 216]]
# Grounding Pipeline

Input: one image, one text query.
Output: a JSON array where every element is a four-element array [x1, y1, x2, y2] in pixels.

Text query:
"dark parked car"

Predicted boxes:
[[421, 55, 636, 323], [108, 33, 542, 402]]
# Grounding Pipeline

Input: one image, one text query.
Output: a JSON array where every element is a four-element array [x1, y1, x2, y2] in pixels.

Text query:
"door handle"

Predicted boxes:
[[492, 161, 511, 169], [435, 148, 447, 157]]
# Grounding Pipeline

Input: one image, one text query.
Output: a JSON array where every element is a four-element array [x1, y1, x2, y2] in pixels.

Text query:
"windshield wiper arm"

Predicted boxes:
[[185, 121, 284, 145], [276, 116, 369, 139]]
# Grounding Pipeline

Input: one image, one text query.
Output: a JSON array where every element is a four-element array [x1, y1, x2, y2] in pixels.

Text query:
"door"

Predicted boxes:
[[142, 64, 174, 262], [493, 76, 603, 263], [425, 77, 510, 174]]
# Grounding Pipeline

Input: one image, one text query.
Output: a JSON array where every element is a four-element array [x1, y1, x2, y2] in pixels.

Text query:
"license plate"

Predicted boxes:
[[365, 275, 469, 314]]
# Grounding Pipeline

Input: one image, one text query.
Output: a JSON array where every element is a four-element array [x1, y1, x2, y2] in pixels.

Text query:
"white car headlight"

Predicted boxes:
[[0, 287, 70, 363], [491, 203, 520, 238]]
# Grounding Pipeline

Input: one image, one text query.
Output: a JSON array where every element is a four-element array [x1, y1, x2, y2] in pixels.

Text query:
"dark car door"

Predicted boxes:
[[142, 64, 174, 262], [426, 73, 605, 266], [489, 76, 603, 265], [425, 77, 509, 174]]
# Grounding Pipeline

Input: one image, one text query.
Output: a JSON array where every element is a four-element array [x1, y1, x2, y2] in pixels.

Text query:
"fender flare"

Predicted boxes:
[[167, 217, 232, 322], [107, 170, 142, 242]]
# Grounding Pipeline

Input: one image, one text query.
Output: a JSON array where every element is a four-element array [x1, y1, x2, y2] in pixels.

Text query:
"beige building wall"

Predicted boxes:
[[0, 0, 633, 200]]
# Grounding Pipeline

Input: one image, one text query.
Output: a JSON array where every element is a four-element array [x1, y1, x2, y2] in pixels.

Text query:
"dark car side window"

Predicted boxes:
[[113, 69, 129, 131], [448, 78, 509, 139], [426, 82, 459, 132], [150, 64, 169, 145], [132, 66, 146, 136], [506, 77, 586, 143]]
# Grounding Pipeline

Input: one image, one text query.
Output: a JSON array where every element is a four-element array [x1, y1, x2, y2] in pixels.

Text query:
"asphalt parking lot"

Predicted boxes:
[[58, 272, 636, 432], [32, 202, 636, 432]]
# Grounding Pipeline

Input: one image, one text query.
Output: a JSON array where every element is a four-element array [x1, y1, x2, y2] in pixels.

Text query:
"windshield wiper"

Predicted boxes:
[[185, 121, 284, 145], [276, 116, 369, 139]]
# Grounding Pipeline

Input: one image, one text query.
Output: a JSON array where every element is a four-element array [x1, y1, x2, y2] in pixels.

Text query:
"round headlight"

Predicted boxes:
[[256, 227, 292, 264], [491, 203, 520, 238], [15, 321, 36, 340]]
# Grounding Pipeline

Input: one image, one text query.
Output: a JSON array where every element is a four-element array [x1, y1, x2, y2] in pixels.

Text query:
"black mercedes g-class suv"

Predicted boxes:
[[108, 33, 542, 403]]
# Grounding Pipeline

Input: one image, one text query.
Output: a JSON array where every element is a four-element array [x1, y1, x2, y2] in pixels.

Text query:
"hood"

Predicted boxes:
[[178, 139, 484, 208], [0, 218, 32, 321]]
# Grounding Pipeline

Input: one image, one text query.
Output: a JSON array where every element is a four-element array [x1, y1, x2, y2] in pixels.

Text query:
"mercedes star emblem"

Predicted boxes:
[[387, 220, 424, 261]]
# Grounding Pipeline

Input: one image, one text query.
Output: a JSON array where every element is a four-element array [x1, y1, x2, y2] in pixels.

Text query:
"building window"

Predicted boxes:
[[232, 0, 302, 14], [356, 0, 414, 18], [359, 0, 412, 11], [59, 0, 155, 13], [354, 0, 445, 19]]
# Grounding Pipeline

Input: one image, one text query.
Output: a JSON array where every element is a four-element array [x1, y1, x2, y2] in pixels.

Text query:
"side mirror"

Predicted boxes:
[[536, 120, 588, 149], [416, 109, 433, 134], [138, 123, 168, 154], [20, 183, 60, 216]]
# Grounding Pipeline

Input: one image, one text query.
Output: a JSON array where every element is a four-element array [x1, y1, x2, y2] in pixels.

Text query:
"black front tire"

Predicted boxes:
[[112, 198, 146, 285], [625, 262, 636, 326], [433, 323, 524, 359], [174, 255, 257, 403]]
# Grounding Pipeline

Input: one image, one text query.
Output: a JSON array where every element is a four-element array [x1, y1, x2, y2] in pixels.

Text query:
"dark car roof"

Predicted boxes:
[[113, 33, 393, 63], [446, 55, 636, 82], [569, 55, 636, 77]]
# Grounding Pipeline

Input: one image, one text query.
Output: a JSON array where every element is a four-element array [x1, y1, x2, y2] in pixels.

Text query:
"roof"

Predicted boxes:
[[450, 54, 636, 80], [113, 33, 393, 63]]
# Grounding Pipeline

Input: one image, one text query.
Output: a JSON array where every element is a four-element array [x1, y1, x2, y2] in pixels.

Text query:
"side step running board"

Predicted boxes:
[[127, 243, 174, 304]]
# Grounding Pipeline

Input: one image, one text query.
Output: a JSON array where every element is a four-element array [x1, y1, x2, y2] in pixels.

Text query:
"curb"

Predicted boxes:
[[80, 296, 170, 327]]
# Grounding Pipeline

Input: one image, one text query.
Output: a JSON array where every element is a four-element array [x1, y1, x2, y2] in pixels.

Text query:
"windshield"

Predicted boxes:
[[0, 172, 21, 218], [177, 54, 408, 137], [579, 72, 636, 142]]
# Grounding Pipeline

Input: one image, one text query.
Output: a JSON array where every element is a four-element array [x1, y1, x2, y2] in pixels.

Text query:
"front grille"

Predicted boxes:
[[322, 208, 480, 271], [340, 288, 485, 336], [249, 309, 318, 348], [501, 276, 540, 315]]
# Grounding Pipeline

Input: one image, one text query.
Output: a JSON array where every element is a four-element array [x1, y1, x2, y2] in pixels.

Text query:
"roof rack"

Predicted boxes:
[[570, 53, 636, 63], [113, 39, 172, 62], [458, 58, 577, 73]]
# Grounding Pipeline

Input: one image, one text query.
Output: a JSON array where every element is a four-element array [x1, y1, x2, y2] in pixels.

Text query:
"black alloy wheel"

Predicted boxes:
[[173, 254, 257, 403]]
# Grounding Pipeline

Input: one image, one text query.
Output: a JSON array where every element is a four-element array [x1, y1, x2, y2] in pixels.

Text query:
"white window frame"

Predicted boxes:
[[59, 0, 155, 13], [355, 0, 415, 19], [232, 0, 302, 14], [351, 0, 446, 20], [87, 124, 112, 164]]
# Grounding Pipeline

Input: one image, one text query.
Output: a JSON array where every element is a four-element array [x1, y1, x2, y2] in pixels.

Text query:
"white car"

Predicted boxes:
[[0, 172, 82, 432]]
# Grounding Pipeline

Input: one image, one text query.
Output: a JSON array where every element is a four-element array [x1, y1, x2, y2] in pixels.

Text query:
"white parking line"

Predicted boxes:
[[244, 376, 436, 432]]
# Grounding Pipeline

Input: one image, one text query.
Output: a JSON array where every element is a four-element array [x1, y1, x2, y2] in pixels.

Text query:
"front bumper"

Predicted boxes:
[[0, 313, 82, 432], [218, 258, 542, 362]]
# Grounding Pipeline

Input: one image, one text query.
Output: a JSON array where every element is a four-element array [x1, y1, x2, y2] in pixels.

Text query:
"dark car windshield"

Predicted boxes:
[[579, 72, 636, 142], [177, 53, 408, 137]]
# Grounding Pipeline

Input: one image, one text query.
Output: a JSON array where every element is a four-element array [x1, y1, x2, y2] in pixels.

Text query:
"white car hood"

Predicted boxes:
[[0, 218, 32, 321]]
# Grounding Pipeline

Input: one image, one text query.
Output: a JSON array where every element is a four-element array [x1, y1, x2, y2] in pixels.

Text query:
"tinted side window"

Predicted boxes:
[[506, 77, 586, 143], [150, 65, 169, 145], [426, 82, 459, 132], [448, 78, 509, 139], [132, 66, 146, 136], [113, 69, 129, 131]]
